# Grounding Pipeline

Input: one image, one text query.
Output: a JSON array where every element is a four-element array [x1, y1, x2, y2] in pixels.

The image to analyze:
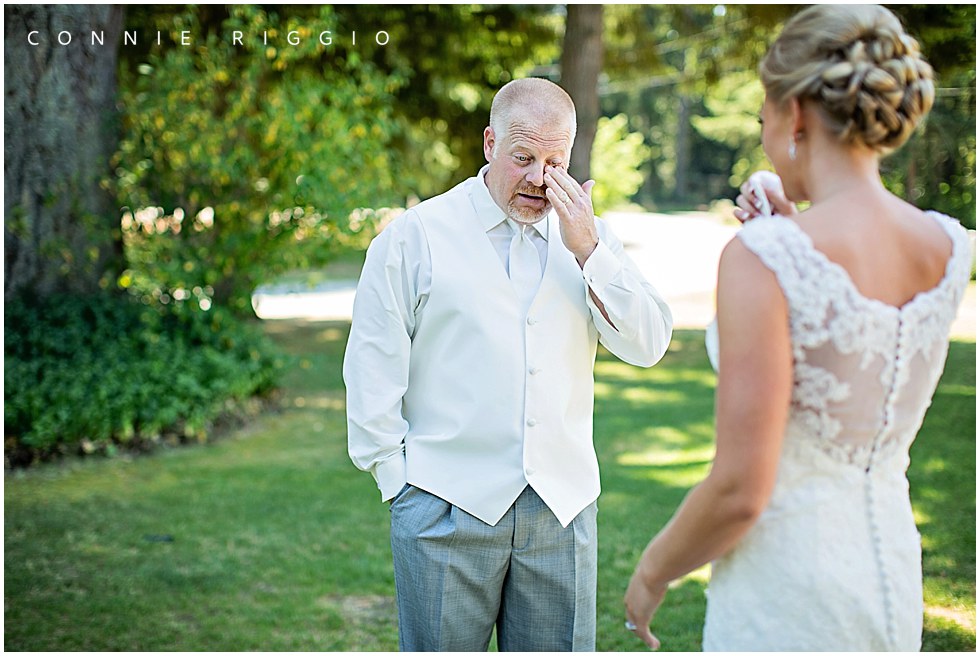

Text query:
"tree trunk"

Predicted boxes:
[[674, 94, 691, 201], [4, 5, 125, 300], [560, 4, 603, 183]]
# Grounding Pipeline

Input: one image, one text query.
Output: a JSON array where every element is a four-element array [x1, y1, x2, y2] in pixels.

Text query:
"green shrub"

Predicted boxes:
[[115, 5, 406, 316], [4, 293, 289, 464], [590, 114, 652, 216]]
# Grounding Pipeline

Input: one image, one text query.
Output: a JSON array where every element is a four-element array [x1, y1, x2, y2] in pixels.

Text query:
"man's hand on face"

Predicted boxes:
[[544, 165, 599, 268]]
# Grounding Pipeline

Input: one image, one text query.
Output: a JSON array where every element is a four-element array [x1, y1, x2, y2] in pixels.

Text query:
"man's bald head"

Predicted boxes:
[[488, 78, 577, 156]]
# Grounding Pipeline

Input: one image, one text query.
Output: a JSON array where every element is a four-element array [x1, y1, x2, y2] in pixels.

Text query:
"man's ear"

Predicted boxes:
[[483, 127, 495, 163]]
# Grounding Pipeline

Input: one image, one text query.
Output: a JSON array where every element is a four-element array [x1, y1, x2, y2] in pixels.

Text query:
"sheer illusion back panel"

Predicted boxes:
[[701, 211, 970, 651], [735, 211, 970, 469]]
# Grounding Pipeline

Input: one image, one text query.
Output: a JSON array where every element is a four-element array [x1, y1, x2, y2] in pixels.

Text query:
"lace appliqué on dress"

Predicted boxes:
[[704, 210, 971, 652], [793, 362, 850, 437], [734, 212, 971, 467]]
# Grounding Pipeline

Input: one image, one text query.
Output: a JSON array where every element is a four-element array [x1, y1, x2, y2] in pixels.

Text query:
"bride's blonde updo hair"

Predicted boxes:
[[760, 4, 934, 154]]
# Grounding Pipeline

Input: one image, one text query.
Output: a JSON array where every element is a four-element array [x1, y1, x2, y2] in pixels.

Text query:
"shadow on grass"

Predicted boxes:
[[4, 324, 972, 651], [593, 330, 715, 650], [924, 614, 977, 651]]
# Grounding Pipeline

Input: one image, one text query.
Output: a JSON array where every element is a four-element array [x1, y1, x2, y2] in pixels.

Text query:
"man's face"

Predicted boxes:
[[483, 122, 573, 225]]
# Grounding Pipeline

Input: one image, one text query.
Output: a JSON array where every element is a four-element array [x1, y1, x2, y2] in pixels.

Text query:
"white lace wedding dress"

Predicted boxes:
[[701, 212, 972, 651]]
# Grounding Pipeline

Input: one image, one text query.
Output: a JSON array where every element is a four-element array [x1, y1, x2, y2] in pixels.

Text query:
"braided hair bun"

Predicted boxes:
[[760, 5, 934, 154]]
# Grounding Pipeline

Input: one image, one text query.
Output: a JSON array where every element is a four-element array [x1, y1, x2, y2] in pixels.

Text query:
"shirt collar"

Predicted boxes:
[[474, 165, 549, 240]]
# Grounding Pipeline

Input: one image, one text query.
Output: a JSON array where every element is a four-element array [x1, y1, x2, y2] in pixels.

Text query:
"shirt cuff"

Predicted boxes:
[[581, 239, 621, 292], [374, 451, 407, 502]]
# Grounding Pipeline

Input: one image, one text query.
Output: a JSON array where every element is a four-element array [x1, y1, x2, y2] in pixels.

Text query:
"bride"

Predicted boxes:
[[623, 4, 972, 651]]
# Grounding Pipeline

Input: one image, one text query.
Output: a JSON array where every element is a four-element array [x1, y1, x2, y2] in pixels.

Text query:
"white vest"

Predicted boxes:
[[405, 177, 600, 527]]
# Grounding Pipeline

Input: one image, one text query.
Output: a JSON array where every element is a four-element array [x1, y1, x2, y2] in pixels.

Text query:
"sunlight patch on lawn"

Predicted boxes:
[[926, 604, 977, 632], [622, 425, 715, 450], [912, 506, 932, 528], [915, 485, 945, 503], [594, 381, 686, 404], [618, 441, 715, 468], [595, 359, 716, 386], [918, 456, 947, 475], [935, 383, 975, 396], [637, 465, 710, 488]]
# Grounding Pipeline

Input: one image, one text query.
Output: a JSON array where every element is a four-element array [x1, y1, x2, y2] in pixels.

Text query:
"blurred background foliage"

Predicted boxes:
[[116, 3, 975, 317], [4, 4, 976, 462], [115, 5, 407, 315], [599, 4, 976, 219], [590, 114, 652, 215]]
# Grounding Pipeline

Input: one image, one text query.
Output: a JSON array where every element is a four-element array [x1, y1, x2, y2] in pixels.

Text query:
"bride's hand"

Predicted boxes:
[[624, 564, 669, 650], [734, 171, 796, 223]]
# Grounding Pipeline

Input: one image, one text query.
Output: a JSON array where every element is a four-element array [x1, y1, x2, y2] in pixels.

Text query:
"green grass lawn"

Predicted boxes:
[[4, 325, 975, 651]]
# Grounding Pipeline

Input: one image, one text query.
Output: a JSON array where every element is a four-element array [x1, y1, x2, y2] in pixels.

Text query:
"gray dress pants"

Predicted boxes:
[[389, 484, 598, 652]]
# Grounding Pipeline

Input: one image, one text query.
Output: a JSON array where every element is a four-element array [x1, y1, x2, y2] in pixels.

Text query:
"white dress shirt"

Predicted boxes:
[[344, 167, 673, 526]]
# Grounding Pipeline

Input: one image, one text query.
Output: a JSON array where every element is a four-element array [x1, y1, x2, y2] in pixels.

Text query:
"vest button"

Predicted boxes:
[[525, 467, 536, 477], [529, 367, 539, 375], [527, 316, 536, 325], [526, 418, 538, 427]]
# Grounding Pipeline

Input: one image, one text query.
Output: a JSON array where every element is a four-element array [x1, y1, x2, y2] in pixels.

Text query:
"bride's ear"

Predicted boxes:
[[789, 97, 807, 141]]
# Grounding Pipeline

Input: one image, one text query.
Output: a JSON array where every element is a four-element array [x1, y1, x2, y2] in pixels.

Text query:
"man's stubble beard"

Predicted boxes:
[[507, 184, 552, 225], [507, 203, 551, 225]]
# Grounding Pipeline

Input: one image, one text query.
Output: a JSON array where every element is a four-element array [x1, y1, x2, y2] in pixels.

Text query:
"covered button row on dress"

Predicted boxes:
[[864, 319, 903, 647], [865, 472, 898, 648], [866, 321, 904, 473]]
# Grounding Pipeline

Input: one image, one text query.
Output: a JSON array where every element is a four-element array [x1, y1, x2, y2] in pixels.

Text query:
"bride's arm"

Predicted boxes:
[[624, 238, 793, 649]]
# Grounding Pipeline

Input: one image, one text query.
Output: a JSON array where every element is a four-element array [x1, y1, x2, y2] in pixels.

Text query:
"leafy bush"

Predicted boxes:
[[114, 5, 408, 316], [4, 293, 289, 464], [590, 114, 653, 215]]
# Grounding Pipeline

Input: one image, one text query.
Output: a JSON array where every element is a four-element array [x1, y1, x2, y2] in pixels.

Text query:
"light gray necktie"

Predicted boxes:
[[509, 223, 541, 312]]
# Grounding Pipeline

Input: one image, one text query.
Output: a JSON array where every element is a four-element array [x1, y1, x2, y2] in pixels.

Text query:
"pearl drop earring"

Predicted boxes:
[[788, 137, 797, 161]]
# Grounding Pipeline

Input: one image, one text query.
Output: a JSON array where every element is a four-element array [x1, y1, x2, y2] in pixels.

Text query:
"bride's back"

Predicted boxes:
[[700, 6, 971, 651], [794, 190, 954, 310], [735, 205, 969, 467]]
